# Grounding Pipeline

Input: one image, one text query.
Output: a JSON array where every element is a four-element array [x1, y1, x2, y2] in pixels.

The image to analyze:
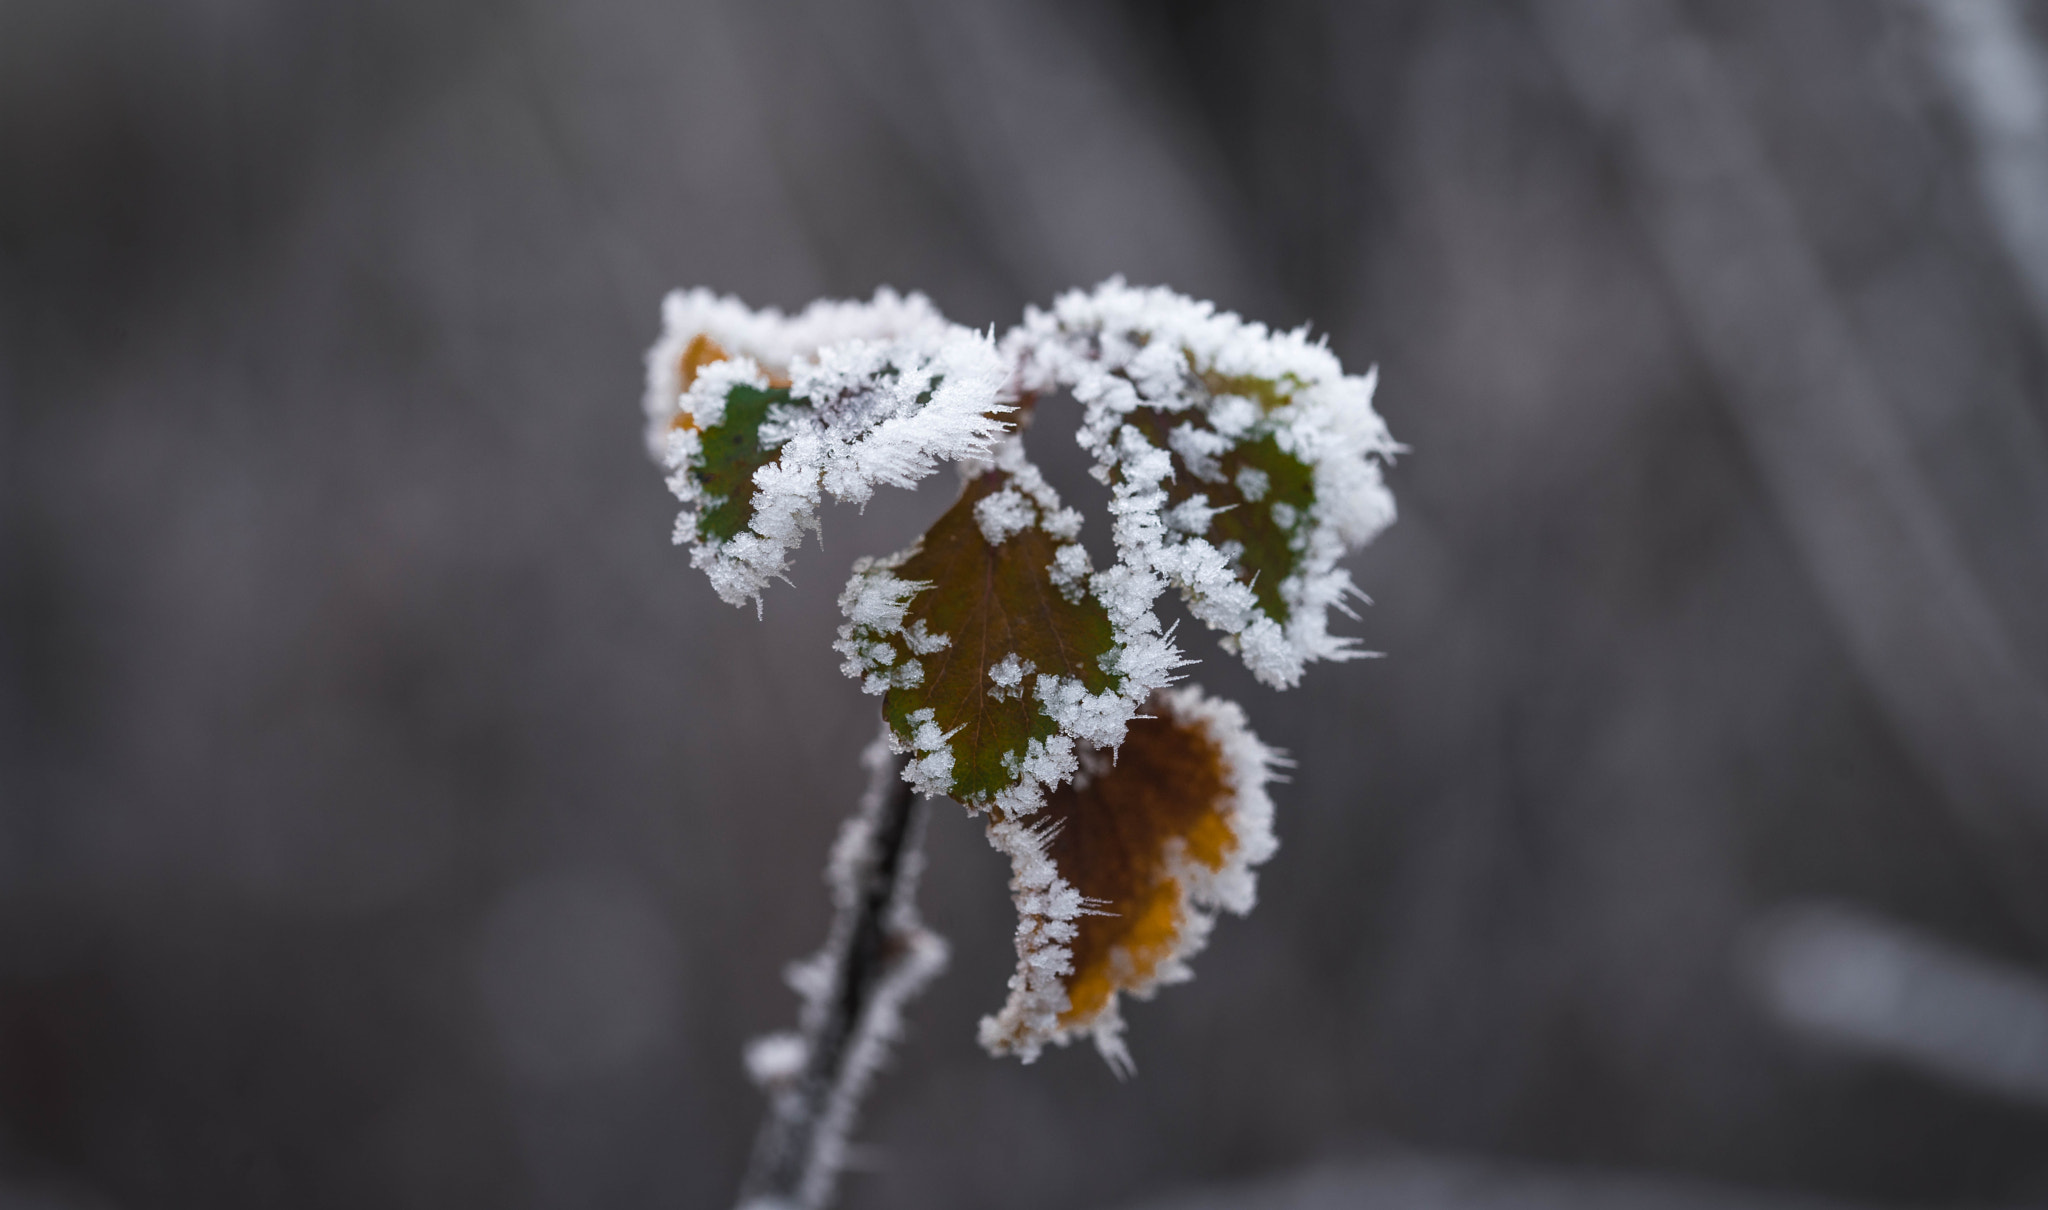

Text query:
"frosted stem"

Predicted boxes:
[[736, 738, 947, 1210]]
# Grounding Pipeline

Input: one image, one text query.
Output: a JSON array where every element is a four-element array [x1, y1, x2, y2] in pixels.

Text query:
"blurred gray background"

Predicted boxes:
[[7, 0, 2048, 1207]]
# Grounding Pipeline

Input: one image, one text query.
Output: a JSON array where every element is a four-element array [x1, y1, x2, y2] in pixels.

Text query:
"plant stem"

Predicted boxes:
[[736, 743, 946, 1210]]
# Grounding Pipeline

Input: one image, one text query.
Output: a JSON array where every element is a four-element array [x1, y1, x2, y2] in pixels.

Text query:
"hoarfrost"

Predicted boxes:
[[976, 815, 1088, 1061], [898, 708, 960, 800], [1005, 278, 1400, 688], [645, 288, 1014, 610], [643, 279, 1394, 1098], [978, 685, 1282, 1069], [737, 732, 947, 1210], [835, 437, 1180, 815], [644, 286, 953, 451], [1049, 542, 1092, 603], [902, 619, 950, 656], [974, 488, 1037, 545], [987, 653, 1036, 700], [744, 1032, 808, 1088]]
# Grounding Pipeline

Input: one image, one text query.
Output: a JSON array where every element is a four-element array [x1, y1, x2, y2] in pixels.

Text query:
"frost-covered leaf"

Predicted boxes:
[[835, 441, 1180, 817], [644, 288, 1014, 610], [1008, 279, 1399, 688], [978, 685, 1280, 1072]]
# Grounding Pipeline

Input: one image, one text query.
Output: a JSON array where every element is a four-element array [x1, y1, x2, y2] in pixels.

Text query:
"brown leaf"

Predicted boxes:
[[839, 463, 1138, 809], [978, 686, 1278, 1071]]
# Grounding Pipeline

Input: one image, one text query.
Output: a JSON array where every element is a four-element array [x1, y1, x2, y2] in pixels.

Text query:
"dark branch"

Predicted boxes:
[[736, 739, 946, 1210]]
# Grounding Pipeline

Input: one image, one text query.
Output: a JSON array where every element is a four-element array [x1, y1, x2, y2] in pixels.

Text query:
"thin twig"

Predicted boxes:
[[736, 735, 947, 1210]]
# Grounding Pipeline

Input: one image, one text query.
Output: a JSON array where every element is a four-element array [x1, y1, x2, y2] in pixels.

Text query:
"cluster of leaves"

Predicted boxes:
[[646, 280, 1397, 1068]]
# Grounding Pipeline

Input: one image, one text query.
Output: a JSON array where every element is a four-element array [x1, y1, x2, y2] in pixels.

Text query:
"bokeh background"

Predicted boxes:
[[8, 0, 2048, 1206]]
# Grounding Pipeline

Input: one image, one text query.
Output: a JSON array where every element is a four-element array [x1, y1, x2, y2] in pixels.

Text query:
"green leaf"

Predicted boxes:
[[643, 293, 1013, 610], [1125, 407, 1316, 625], [695, 384, 795, 543], [890, 473, 1115, 802], [1007, 279, 1398, 688]]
